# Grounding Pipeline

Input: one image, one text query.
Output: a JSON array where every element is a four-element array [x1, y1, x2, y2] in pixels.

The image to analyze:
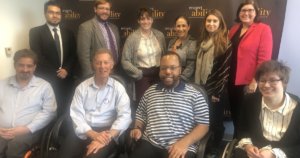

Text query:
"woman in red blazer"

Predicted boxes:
[[228, 0, 273, 136]]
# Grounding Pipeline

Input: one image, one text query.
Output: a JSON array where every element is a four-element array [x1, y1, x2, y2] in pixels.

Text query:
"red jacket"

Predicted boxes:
[[229, 23, 273, 85]]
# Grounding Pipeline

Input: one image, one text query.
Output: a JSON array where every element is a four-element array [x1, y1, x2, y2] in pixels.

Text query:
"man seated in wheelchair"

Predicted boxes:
[[129, 51, 209, 158], [234, 60, 300, 158], [0, 49, 57, 158], [58, 49, 131, 158]]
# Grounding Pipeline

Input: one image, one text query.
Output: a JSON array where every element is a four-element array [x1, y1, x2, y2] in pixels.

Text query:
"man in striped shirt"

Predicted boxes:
[[129, 51, 209, 158]]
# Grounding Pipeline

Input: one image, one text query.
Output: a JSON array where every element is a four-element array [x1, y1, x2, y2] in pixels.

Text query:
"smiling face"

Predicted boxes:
[[159, 54, 182, 89], [258, 72, 285, 100], [175, 17, 190, 39], [239, 4, 256, 26], [45, 5, 61, 26], [205, 14, 220, 34], [94, 2, 111, 21], [92, 52, 114, 80], [138, 15, 153, 32]]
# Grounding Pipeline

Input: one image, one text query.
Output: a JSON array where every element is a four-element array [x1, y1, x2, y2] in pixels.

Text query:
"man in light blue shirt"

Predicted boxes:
[[58, 48, 131, 158], [0, 49, 57, 158]]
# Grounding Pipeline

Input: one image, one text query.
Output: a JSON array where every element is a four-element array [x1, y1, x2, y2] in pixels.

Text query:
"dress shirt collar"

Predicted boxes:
[[261, 93, 297, 115], [87, 76, 114, 89], [156, 80, 185, 92], [8, 75, 39, 89], [47, 23, 60, 32]]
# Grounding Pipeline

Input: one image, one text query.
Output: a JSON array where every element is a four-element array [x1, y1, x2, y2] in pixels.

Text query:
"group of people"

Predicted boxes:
[[0, 0, 299, 158]]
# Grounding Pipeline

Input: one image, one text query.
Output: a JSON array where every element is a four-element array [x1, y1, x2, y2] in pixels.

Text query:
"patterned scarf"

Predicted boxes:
[[195, 38, 214, 85]]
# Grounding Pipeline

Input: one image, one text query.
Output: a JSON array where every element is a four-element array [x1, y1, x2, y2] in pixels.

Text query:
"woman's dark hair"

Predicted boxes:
[[235, 0, 260, 23], [255, 60, 291, 86], [174, 15, 190, 26], [199, 9, 228, 57], [137, 8, 152, 20]]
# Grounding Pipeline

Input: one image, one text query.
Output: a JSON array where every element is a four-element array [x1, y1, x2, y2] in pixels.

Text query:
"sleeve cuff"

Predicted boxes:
[[236, 138, 253, 149], [26, 124, 36, 133], [75, 124, 92, 140], [272, 148, 287, 158]]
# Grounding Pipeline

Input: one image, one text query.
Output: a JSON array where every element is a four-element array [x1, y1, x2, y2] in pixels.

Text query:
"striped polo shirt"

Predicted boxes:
[[136, 81, 209, 153]]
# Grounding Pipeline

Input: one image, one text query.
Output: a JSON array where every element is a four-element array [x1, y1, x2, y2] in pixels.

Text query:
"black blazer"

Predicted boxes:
[[237, 92, 300, 158], [29, 24, 76, 81]]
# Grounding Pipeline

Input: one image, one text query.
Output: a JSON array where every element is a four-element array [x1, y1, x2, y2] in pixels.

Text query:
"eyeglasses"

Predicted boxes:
[[258, 79, 282, 85], [96, 6, 110, 11], [160, 66, 180, 71], [47, 11, 61, 16], [240, 9, 255, 14]]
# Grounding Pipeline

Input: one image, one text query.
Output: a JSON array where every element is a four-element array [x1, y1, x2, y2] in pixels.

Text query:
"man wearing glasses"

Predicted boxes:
[[129, 51, 209, 158], [77, 0, 123, 79]]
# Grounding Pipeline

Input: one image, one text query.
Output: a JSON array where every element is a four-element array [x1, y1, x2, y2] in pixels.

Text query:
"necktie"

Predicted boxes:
[[103, 22, 118, 63], [53, 28, 62, 67]]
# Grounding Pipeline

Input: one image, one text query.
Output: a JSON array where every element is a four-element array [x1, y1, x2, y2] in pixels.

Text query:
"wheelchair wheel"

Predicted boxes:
[[221, 139, 238, 158]]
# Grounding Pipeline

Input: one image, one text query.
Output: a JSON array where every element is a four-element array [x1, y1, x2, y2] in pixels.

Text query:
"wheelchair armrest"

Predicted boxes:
[[51, 114, 67, 144], [221, 138, 238, 158], [197, 131, 211, 158], [44, 114, 68, 157]]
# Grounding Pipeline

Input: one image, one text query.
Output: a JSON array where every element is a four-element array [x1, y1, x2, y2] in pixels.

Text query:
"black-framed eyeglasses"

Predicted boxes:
[[258, 79, 282, 85], [160, 66, 180, 71], [240, 9, 255, 14]]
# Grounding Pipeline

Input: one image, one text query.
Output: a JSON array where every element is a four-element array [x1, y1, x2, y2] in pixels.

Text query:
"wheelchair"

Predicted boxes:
[[40, 113, 126, 158], [23, 120, 56, 158], [125, 82, 211, 158], [125, 131, 211, 158], [220, 139, 238, 158]]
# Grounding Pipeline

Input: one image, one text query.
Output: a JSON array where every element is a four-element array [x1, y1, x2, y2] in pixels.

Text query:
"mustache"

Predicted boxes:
[[160, 75, 174, 79], [101, 13, 110, 16]]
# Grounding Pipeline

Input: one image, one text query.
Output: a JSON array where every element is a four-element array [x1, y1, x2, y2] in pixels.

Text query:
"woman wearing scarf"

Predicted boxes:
[[195, 9, 232, 157]]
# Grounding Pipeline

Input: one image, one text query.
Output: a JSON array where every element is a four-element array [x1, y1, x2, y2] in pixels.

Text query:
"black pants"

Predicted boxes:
[[232, 148, 248, 158], [58, 127, 117, 158], [129, 139, 196, 158], [228, 84, 246, 137], [206, 94, 226, 153], [135, 67, 160, 106]]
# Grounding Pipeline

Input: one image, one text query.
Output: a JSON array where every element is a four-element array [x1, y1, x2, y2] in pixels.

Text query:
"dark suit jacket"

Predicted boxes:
[[29, 24, 76, 82], [77, 16, 121, 77], [237, 92, 300, 158], [29, 24, 76, 115]]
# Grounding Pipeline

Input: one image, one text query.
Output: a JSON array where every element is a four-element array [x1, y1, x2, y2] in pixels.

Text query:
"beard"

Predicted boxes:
[[17, 73, 32, 81], [160, 75, 180, 89]]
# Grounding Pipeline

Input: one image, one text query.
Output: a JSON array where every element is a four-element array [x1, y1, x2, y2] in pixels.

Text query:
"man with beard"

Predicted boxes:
[[0, 49, 57, 158], [77, 0, 123, 79], [29, 1, 76, 116], [129, 51, 209, 158]]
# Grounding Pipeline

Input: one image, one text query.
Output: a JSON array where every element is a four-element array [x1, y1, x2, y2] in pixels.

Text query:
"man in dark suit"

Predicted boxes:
[[29, 1, 76, 116], [77, 0, 123, 79]]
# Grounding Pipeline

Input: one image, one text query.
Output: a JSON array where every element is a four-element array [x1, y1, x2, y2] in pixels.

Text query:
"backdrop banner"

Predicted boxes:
[[58, 0, 287, 59]]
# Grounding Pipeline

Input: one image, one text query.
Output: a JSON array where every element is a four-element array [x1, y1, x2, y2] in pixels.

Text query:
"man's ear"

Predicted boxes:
[[33, 64, 37, 71], [91, 62, 95, 72]]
